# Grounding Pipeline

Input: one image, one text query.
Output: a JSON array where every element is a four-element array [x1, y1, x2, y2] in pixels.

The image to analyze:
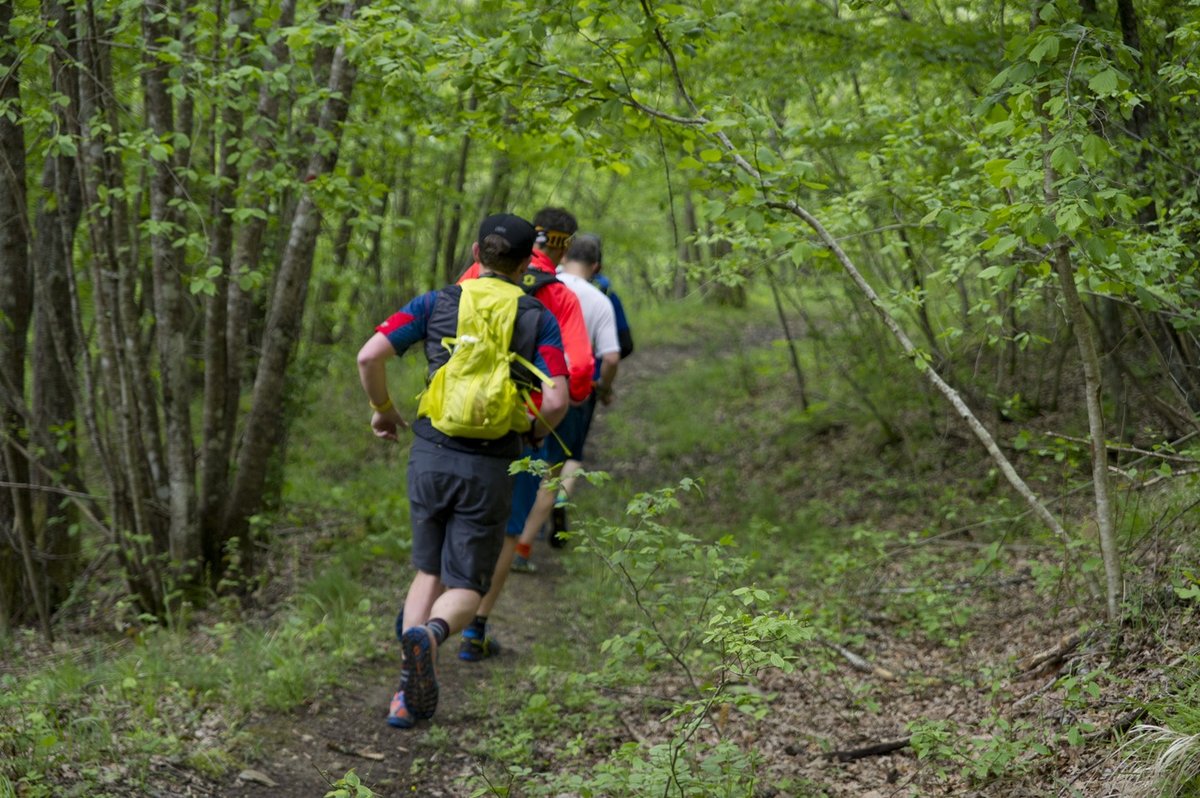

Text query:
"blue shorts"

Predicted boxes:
[[544, 396, 596, 464], [506, 442, 547, 535]]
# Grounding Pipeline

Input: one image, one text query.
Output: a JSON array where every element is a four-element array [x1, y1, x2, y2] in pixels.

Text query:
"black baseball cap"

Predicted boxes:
[[478, 213, 536, 260]]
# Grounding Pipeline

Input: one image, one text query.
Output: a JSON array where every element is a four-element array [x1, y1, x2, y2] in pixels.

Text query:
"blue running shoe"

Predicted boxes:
[[400, 626, 439, 720], [458, 628, 501, 662], [511, 555, 537, 573], [387, 690, 414, 728]]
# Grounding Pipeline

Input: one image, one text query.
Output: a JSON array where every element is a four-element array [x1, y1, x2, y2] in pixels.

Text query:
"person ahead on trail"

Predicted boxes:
[[458, 207, 593, 403], [590, 254, 633, 361], [547, 232, 631, 539], [513, 234, 620, 567], [357, 213, 569, 728], [455, 207, 590, 663]]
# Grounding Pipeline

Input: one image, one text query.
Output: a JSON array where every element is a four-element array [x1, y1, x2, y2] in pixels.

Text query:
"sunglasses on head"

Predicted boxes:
[[541, 230, 575, 249]]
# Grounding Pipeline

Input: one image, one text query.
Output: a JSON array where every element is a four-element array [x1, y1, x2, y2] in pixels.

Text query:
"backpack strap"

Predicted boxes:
[[517, 267, 559, 296], [510, 351, 572, 458]]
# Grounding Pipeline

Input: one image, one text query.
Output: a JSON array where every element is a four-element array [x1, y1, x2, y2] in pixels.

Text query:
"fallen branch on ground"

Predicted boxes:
[[820, 640, 898, 681], [1017, 631, 1088, 678], [823, 737, 911, 762], [861, 574, 1032, 596]]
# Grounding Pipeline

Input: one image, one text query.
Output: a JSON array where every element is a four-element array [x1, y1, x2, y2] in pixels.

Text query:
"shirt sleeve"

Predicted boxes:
[[374, 291, 437, 355], [533, 312, 568, 382], [592, 298, 620, 358], [545, 284, 595, 402]]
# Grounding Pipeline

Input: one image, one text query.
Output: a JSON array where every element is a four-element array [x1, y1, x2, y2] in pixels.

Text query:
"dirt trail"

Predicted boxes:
[[206, 316, 804, 797], [212, 554, 568, 797], [208, 317, 713, 797]]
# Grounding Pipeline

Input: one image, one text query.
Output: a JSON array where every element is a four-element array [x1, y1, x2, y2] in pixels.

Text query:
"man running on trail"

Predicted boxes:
[[549, 233, 632, 540], [514, 233, 620, 565], [357, 213, 569, 728], [455, 207, 592, 663]]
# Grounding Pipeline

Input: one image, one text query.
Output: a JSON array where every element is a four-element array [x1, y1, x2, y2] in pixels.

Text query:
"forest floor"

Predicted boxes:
[[163, 316, 1200, 798], [204, 560, 566, 798]]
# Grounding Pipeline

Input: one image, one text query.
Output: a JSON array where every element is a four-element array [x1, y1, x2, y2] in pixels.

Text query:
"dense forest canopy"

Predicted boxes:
[[2, 0, 1199, 642]]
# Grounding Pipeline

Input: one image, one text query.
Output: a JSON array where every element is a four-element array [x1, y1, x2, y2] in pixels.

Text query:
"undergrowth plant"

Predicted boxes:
[[0, 555, 383, 797], [468, 478, 811, 797], [324, 769, 377, 798]]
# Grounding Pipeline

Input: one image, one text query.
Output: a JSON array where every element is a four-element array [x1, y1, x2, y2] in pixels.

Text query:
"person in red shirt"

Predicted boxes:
[[458, 209, 593, 402], [455, 207, 593, 662]]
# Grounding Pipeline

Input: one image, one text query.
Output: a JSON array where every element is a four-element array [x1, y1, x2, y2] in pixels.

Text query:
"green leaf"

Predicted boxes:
[[992, 235, 1020, 257], [983, 159, 1013, 188], [1050, 145, 1078, 174], [1055, 205, 1083, 233], [1081, 134, 1109, 167], [1088, 69, 1119, 96], [699, 149, 722, 163], [1029, 35, 1060, 65]]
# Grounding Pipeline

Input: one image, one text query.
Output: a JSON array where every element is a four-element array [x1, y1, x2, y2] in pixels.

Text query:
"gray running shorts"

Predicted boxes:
[[406, 436, 514, 594]]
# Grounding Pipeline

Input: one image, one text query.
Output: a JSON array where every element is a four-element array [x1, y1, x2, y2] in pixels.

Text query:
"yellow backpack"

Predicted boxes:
[[417, 278, 550, 439]]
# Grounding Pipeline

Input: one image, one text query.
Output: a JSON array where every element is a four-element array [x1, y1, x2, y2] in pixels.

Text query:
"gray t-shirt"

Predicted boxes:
[[557, 271, 620, 358]]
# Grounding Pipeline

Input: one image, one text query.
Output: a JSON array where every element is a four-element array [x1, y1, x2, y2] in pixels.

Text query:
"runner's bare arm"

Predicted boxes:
[[357, 332, 409, 441]]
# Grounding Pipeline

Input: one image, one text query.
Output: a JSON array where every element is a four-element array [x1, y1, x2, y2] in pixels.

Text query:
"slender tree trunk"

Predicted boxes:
[[31, 0, 86, 609], [222, 0, 360, 575], [767, 268, 809, 410], [474, 140, 512, 224], [675, 190, 697, 298], [428, 168, 450, 287], [1037, 87, 1121, 621], [0, 1, 50, 638], [442, 95, 475, 285], [895, 226, 943, 364], [394, 144, 416, 297], [199, 0, 297, 573], [77, 0, 164, 612], [311, 155, 364, 345], [143, 0, 197, 568]]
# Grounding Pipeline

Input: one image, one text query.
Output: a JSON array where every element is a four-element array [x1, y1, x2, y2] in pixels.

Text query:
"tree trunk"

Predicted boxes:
[[142, 0, 197, 568], [221, 0, 360, 575], [312, 156, 364, 345], [427, 152, 454, 287], [768, 268, 809, 410], [442, 95, 477, 284], [199, 0, 297, 574], [895, 226, 943, 365], [675, 190, 697, 298], [77, 0, 164, 613], [1037, 88, 1121, 622], [196, 0, 250, 578], [0, 0, 50, 638], [31, 0, 86, 610], [394, 143, 416, 297]]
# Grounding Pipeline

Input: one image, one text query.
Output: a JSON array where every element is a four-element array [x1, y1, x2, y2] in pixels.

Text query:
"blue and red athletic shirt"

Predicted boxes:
[[375, 275, 568, 457]]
